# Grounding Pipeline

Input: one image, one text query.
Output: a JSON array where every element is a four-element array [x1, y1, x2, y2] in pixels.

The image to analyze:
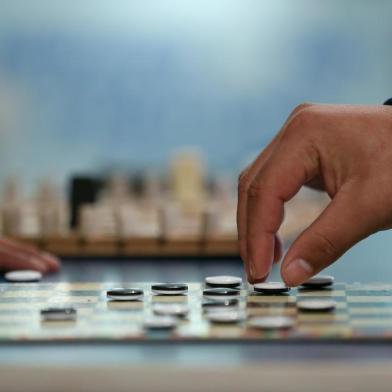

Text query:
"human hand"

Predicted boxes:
[[0, 237, 60, 273], [237, 103, 392, 286]]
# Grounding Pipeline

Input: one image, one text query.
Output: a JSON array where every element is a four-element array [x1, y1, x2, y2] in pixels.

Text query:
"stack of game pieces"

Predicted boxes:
[[203, 276, 245, 324]]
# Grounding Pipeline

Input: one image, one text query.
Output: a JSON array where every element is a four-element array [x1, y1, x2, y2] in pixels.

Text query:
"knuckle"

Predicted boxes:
[[247, 181, 267, 198], [238, 170, 253, 193], [238, 168, 249, 184], [283, 106, 319, 141], [289, 105, 316, 128], [291, 102, 313, 117]]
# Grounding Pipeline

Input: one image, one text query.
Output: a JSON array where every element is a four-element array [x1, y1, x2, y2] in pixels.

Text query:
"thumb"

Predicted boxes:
[[281, 184, 375, 286]]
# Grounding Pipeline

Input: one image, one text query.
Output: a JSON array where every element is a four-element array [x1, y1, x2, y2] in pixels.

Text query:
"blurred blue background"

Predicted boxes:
[[0, 0, 391, 188], [0, 0, 392, 279]]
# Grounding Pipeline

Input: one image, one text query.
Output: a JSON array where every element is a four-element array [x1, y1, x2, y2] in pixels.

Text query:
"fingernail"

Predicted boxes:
[[283, 258, 313, 286], [249, 261, 269, 284], [41, 252, 60, 267]]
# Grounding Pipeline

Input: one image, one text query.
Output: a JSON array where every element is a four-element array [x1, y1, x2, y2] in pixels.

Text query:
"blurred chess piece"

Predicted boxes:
[[201, 203, 220, 239], [1, 177, 40, 237], [209, 176, 237, 238], [169, 149, 206, 207], [142, 171, 162, 206], [118, 202, 160, 238], [79, 203, 118, 239], [98, 173, 132, 205], [35, 179, 69, 237], [1, 177, 22, 235], [210, 176, 237, 208], [159, 202, 181, 239], [159, 201, 202, 240]]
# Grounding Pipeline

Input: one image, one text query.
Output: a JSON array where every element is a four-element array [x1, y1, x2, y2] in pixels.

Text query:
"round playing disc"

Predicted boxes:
[[151, 283, 188, 295], [203, 287, 240, 300], [4, 270, 43, 283], [40, 307, 77, 321], [106, 288, 144, 301], [248, 316, 294, 330], [202, 298, 239, 309], [205, 275, 242, 288], [206, 310, 246, 324], [143, 315, 178, 330], [253, 282, 290, 294], [152, 303, 189, 318], [297, 299, 337, 312], [301, 275, 335, 289]]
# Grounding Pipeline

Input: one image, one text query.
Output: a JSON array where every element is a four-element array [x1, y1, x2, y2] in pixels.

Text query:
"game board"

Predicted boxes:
[[1, 282, 392, 342]]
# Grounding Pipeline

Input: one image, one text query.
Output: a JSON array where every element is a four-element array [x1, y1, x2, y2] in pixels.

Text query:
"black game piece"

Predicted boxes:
[[202, 298, 239, 308], [106, 288, 144, 300], [203, 288, 240, 297], [151, 283, 188, 295], [41, 307, 77, 321]]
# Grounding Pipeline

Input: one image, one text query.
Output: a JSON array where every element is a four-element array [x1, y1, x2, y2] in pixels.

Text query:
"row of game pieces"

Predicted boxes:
[[0, 194, 237, 241], [0, 171, 327, 246], [0, 151, 237, 238], [3, 272, 336, 330], [78, 201, 236, 239], [0, 198, 236, 239]]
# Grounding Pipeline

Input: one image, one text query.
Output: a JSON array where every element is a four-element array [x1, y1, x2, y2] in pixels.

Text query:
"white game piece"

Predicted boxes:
[[143, 315, 178, 330], [248, 316, 294, 330], [5, 270, 42, 283], [169, 150, 206, 204], [253, 282, 290, 294], [152, 303, 189, 318], [297, 299, 337, 312], [205, 275, 242, 288], [301, 275, 335, 288], [206, 310, 246, 324], [203, 305, 240, 314]]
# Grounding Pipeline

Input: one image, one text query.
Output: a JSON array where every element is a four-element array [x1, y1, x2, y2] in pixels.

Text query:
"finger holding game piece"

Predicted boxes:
[[301, 275, 334, 289], [253, 282, 290, 295]]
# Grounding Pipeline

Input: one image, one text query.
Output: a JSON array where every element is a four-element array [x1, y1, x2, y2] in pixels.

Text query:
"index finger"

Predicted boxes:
[[237, 103, 315, 274], [246, 135, 319, 283]]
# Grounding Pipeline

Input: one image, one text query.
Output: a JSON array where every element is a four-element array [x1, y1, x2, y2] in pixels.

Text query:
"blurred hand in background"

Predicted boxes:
[[0, 237, 60, 273]]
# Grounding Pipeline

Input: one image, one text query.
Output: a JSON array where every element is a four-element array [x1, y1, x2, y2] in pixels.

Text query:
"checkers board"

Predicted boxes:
[[1, 282, 392, 342]]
